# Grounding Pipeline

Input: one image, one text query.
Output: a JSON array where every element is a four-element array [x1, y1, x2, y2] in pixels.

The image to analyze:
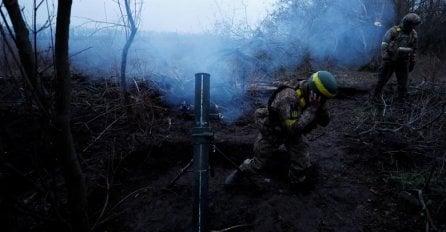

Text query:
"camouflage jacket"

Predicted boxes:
[[255, 81, 329, 137], [381, 26, 418, 62]]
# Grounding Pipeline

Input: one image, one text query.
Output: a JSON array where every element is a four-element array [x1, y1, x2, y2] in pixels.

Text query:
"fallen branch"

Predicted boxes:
[[210, 224, 253, 232], [82, 113, 124, 152], [381, 94, 390, 117], [423, 164, 437, 192], [167, 158, 193, 188], [417, 101, 446, 130], [96, 184, 152, 226], [415, 189, 437, 232], [90, 177, 111, 232], [358, 123, 376, 135]]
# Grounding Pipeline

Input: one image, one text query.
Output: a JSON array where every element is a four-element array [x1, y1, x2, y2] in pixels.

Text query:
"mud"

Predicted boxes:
[[1, 71, 445, 232]]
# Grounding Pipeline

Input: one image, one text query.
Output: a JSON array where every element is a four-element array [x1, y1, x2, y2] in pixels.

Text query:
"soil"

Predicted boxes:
[[1, 71, 445, 232]]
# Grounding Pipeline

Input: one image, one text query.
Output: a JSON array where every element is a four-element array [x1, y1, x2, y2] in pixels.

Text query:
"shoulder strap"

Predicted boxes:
[[297, 84, 307, 108], [267, 85, 295, 113], [391, 26, 401, 40], [394, 26, 415, 45]]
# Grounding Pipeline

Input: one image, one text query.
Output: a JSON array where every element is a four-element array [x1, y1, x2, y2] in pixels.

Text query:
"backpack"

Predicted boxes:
[[266, 84, 307, 122]]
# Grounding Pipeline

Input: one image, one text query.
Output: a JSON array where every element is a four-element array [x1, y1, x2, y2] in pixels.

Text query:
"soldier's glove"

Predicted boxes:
[[409, 61, 415, 72]]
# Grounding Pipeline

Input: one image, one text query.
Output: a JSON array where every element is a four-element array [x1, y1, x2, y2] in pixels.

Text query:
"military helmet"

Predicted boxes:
[[401, 13, 421, 29], [307, 71, 337, 98]]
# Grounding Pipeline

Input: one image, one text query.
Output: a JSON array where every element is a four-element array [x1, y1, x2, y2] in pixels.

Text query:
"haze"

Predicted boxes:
[[23, 0, 277, 33]]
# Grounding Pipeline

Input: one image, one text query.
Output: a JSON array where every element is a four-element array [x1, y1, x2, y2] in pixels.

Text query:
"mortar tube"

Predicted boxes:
[[192, 73, 213, 232]]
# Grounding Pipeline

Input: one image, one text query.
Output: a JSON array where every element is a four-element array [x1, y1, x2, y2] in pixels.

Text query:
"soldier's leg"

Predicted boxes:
[[395, 61, 409, 99], [286, 136, 311, 185], [224, 132, 278, 186], [373, 61, 395, 100], [239, 132, 278, 174]]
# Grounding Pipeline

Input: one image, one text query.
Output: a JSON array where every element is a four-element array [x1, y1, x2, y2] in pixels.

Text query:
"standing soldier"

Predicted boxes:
[[224, 71, 337, 192], [372, 13, 421, 102]]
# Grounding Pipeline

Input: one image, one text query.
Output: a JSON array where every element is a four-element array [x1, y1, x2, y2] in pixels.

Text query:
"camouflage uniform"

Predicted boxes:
[[239, 81, 329, 184], [373, 15, 419, 100]]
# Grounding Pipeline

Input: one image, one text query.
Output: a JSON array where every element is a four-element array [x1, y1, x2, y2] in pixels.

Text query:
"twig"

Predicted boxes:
[[308, 132, 326, 141], [210, 224, 253, 232], [97, 184, 151, 225], [415, 189, 437, 232], [381, 94, 390, 117], [40, 47, 93, 74], [90, 177, 111, 231], [86, 105, 126, 124], [167, 158, 194, 188], [0, 13, 49, 117], [82, 114, 124, 152], [133, 78, 140, 92], [417, 102, 446, 130], [423, 164, 436, 192], [358, 123, 376, 135]]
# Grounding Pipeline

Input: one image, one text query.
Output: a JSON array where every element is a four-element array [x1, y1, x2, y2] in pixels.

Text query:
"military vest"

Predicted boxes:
[[389, 26, 416, 61]]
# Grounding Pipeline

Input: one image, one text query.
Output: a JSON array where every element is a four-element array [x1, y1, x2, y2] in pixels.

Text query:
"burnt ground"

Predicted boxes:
[[1, 70, 446, 232]]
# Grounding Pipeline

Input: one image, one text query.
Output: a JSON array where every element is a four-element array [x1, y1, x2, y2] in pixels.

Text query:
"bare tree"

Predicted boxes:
[[54, 0, 89, 231], [2, 0, 48, 110], [117, 0, 141, 107], [3, 0, 35, 81], [2, 0, 89, 230]]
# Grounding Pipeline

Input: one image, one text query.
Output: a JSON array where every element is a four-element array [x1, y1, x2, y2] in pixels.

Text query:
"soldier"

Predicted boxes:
[[224, 71, 337, 192], [372, 13, 421, 102]]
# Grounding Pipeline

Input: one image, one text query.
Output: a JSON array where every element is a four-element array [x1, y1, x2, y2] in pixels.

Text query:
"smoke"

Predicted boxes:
[[36, 0, 395, 123], [66, 30, 249, 122], [250, 0, 395, 69]]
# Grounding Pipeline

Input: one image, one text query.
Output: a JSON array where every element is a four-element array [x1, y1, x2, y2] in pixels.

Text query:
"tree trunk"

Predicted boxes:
[[3, 0, 35, 82], [54, 0, 89, 231], [3, 0, 47, 110], [120, 0, 138, 110]]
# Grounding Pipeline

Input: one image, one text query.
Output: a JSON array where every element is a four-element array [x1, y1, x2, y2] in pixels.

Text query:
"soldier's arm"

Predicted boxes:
[[381, 28, 396, 60], [411, 31, 418, 62], [293, 108, 319, 134], [279, 93, 320, 135]]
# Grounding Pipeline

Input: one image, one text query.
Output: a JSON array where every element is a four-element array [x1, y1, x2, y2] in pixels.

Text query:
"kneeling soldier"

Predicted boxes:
[[225, 71, 338, 192]]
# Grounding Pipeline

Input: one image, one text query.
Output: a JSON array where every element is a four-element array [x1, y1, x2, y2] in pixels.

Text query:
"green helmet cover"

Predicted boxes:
[[307, 71, 338, 98]]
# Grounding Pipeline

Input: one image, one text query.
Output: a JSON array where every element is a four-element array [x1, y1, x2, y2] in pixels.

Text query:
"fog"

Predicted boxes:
[[249, 0, 395, 70], [33, 0, 394, 122]]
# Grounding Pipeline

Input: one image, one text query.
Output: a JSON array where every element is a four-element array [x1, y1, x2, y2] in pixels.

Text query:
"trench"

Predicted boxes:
[[92, 81, 378, 231]]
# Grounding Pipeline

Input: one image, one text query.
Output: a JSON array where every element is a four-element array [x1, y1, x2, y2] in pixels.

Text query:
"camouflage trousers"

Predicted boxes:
[[373, 60, 409, 99], [239, 128, 311, 185]]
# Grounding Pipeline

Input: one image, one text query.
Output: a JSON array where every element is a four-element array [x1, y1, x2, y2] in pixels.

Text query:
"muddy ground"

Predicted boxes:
[[1, 70, 445, 232]]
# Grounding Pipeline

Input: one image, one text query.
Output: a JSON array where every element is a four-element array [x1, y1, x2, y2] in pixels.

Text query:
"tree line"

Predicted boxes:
[[266, 0, 446, 58], [0, 0, 445, 231]]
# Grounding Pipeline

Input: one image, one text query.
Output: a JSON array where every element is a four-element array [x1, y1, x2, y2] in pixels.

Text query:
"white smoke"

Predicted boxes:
[[38, 0, 395, 123]]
